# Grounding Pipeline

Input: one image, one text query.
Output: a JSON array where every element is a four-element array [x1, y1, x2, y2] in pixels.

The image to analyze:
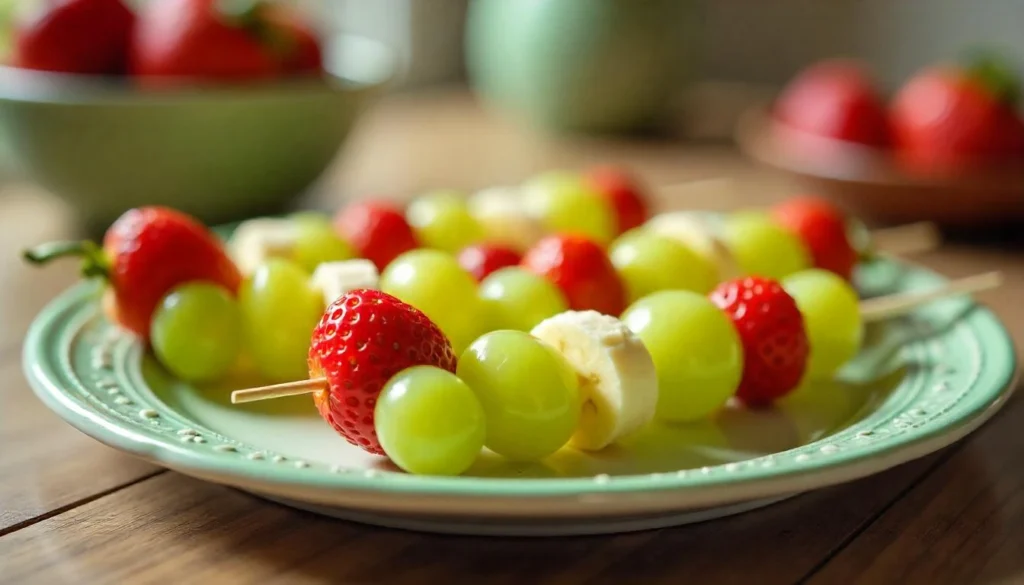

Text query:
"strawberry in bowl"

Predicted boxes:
[[0, 0, 395, 234], [737, 53, 1024, 227]]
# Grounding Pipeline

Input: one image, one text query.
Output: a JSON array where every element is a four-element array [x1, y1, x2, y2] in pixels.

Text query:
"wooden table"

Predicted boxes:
[[1, 89, 1022, 584]]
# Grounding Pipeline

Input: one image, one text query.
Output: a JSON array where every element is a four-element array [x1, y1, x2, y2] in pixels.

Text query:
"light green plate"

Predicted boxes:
[[22, 253, 1017, 536]]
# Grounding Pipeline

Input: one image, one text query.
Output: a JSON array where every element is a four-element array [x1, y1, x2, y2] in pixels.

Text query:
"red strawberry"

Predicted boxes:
[[13, 0, 135, 75], [308, 289, 458, 455], [23, 206, 242, 340], [710, 277, 809, 407], [129, 0, 280, 83], [334, 201, 420, 271], [521, 235, 626, 316], [771, 196, 858, 281], [774, 59, 891, 147], [263, 6, 323, 74], [890, 58, 1024, 173], [584, 166, 650, 234], [457, 244, 522, 282]]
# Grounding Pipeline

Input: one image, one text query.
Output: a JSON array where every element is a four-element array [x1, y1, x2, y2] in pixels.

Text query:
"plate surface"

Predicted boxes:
[[22, 257, 1017, 536]]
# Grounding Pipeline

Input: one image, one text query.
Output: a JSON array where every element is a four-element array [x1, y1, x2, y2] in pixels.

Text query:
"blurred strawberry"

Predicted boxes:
[[584, 166, 650, 234], [772, 196, 858, 281], [13, 0, 135, 74], [890, 55, 1024, 173], [457, 244, 522, 282], [521, 234, 626, 316], [774, 59, 891, 147], [334, 201, 420, 271], [263, 6, 323, 74], [130, 0, 280, 83]]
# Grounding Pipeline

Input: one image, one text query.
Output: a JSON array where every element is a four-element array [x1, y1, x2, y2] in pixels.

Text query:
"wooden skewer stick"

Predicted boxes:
[[229, 272, 1003, 405], [656, 179, 942, 256], [859, 271, 1003, 323], [231, 378, 326, 404]]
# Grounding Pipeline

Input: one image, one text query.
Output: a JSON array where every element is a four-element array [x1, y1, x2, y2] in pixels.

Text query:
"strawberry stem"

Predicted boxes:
[[216, 0, 267, 28], [964, 49, 1020, 106], [22, 241, 111, 280], [216, 0, 292, 56]]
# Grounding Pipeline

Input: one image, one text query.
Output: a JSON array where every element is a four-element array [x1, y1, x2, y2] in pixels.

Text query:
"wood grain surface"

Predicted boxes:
[[1, 88, 1021, 584], [0, 454, 947, 585]]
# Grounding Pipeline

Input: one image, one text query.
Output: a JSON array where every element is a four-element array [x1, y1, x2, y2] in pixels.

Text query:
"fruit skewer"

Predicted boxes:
[[230, 272, 999, 469], [231, 270, 1001, 406]]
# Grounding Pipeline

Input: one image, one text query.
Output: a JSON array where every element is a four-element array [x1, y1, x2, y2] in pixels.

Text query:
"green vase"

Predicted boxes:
[[465, 0, 696, 134]]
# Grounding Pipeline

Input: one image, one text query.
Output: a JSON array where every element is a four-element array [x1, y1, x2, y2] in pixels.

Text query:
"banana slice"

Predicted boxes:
[[311, 259, 379, 306], [531, 310, 658, 451], [645, 211, 739, 282], [227, 218, 297, 275], [468, 185, 546, 252]]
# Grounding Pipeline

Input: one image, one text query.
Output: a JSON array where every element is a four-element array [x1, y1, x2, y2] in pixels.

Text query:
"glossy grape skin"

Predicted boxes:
[[375, 365, 486, 476], [406, 190, 485, 254], [609, 229, 717, 302], [239, 258, 325, 383], [722, 212, 811, 280], [456, 330, 580, 461], [479, 267, 568, 332], [522, 171, 616, 244], [783, 269, 864, 378], [621, 290, 743, 421], [151, 283, 243, 383], [379, 249, 485, 355], [290, 212, 355, 273]]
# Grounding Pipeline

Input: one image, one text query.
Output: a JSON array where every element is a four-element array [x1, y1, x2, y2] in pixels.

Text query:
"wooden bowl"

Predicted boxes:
[[734, 104, 1024, 227]]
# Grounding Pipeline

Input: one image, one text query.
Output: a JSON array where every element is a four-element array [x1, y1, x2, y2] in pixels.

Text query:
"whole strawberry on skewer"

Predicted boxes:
[[23, 206, 242, 340], [233, 288, 477, 476]]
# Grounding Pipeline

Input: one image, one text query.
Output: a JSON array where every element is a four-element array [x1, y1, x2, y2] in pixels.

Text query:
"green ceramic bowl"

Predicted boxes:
[[0, 34, 396, 233], [465, 0, 696, 134]]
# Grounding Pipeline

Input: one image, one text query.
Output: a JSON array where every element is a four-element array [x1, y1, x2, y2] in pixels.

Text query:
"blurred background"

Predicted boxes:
[[2, 0, 1024, 236], [316, 0, 1024, 93]]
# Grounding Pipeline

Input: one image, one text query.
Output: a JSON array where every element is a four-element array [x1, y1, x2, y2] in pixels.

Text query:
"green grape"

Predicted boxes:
[[621, 290, 742, 421], [609, 229, 718, 302], [239, 258, 325, 383], [406, 190, 485, 253], [783, 269, 863, 378], [379, 249, 485, 355], [290, 212, 354, 273], [375, 365, 486, 476], [151, 283, 243, 383], [456, 330, 580, 461], [479, 267, 568, 332], [522, 171, 615, 244], [722, 211, 811, 280]]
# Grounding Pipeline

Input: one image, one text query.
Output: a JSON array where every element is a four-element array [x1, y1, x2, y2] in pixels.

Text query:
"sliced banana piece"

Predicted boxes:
[[645, 211, 739, 282], [531, 310, 658, 451], [227, 218, 298, 276], [468, 185, 546, 252], [311, 259, 379, 306]]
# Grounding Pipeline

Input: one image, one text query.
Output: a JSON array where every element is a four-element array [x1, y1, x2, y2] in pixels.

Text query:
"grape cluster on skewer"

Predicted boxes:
[[23, 165, 998, 478]]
